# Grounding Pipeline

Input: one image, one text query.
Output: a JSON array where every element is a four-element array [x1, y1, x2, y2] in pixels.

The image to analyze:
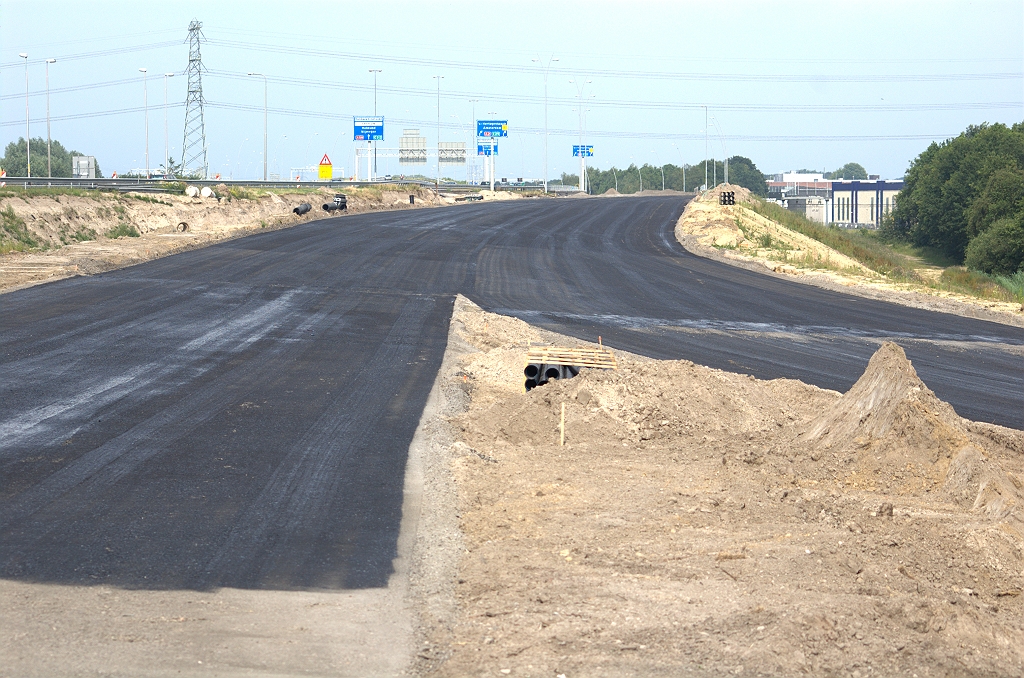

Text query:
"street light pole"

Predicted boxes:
[[139, 68, 149, 178], [704, 105, 708, 191], [370, 69, 381, 179], [433, 75, 443, 191], [20, 53, 29, 177], [46, 58, 55, 178], [468, 99, 479, 184], [163, 72, 174, 175], [247, 73, 268, 181], [569, 78, 592, 193], [532, 55, 558, 193]]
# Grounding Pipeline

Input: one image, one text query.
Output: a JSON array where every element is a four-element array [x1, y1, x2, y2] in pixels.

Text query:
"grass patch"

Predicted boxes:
[[886, 242, 961, 268], [937, 268, 1021, 303], [127, 193, 172, 206], [105, 222, 140, 238], [226, 186, 260, 201], [745, 198, 921, 280], [0, 204, 40, 253], [0, 186, 113, 200], [994, 271, 1024, 301]]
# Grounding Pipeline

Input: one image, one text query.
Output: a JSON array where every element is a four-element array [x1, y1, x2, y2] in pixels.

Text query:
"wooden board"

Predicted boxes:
[[525, 345, 617, 370]]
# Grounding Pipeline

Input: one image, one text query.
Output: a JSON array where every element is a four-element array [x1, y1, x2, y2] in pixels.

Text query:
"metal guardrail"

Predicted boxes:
[[0, 176, 575, 195]]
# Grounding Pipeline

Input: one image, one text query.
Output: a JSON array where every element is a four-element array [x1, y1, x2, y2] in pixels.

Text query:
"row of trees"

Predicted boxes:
[[556, 156, 768, 196], [0, 138, 103, 178], [886, 122, 1024, 275]]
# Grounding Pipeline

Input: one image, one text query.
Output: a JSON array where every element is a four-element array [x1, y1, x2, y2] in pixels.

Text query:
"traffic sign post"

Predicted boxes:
[[572, 145, 594, 158], [476, 120, 508, 138], [354, 116, 384, 181], [353, 116, 384, 141], [318, 153, 333, 180], [476, 122, 506, 191]]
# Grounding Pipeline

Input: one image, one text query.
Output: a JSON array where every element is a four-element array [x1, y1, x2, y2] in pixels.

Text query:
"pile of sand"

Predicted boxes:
[[417, 300, 1024, 677]]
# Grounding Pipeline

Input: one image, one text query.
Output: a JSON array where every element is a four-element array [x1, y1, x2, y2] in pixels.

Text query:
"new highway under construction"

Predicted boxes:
[[2, 197, 1023, 673]]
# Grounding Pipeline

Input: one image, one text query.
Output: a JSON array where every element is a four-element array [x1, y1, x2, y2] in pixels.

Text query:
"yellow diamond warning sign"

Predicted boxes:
[[318, 153, 332, 180]]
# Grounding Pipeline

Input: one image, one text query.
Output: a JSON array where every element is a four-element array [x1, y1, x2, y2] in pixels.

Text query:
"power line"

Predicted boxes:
[[204, 70, 1022, 114], [0, 41, 182, 71], [205, 38, 1022, 84]]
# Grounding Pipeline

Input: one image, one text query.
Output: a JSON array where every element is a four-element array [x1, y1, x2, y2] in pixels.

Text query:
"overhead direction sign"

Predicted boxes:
[[354, 116, 384, 141], [477, 142, 498, 156], [573, 145, 594, 157], [318, 153, 333, 179], [477, 120, 508, 137]]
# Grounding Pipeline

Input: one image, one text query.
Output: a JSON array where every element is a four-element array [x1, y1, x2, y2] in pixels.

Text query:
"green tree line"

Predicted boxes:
[[556, 155, 767, 196], [885, 122, 1024, 275], [0, 137, 103, 178]]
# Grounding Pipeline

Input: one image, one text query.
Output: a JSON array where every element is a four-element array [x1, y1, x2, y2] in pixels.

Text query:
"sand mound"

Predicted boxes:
[[705, 182, 753, 203], [800, 342, 1023, 520], [602, 188, 620, 196]]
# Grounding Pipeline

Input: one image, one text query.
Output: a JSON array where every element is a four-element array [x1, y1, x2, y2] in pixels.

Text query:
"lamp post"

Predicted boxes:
[[468, 99, 479, 184], [653, 150, 665, 191], [673, 142, 686, 192], [433, 75, 443, 190], [710, 116, 728, 185], [247, 73, 268, 181], [569, 78, 592, 193], [20, 53, 29, 177], [532, 55, 558, 193], [631, 156, 642, 193], [139, 68, 149, 177], [45, 58, 56, 178], [704, 105, 708, 191], [369, 69, 381, 179], [163, 72, 174, 175]]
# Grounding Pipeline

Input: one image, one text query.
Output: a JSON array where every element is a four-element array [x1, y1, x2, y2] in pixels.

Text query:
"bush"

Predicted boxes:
[[963, 217, 1024, 275], [105, 222, 140, 238], [0, 204, 38, 253]]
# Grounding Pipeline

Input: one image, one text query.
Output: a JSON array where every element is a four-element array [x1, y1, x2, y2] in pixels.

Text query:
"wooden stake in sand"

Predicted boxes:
[[560, 402, 565, 446]]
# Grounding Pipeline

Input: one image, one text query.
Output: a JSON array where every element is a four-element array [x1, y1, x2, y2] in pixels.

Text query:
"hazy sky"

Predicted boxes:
[[2, 0, 1022, 181]]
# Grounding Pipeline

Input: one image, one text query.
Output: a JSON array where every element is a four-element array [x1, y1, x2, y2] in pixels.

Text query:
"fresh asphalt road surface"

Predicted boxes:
[[2, 196, 1023, 593]]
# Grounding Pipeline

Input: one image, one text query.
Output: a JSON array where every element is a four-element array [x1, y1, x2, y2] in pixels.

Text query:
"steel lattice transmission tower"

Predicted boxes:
[[181, 20, 208, 178]]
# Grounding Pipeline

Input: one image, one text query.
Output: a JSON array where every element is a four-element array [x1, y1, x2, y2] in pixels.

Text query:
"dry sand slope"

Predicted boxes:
[[421, 297, 1024, 677]]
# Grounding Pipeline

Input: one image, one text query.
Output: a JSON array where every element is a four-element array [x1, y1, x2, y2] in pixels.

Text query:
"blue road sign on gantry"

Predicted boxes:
[[477, 120, 508, 137], [477, 142, 498, 156], [573, 145, 594, 157], [354, 116, 384, 141]]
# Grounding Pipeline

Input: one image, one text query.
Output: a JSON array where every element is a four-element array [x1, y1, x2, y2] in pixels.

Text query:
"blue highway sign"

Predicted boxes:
[[477, 120, 508, 138], [477, 142, 498, 156], [573, 145, 594, 157], [354, 116, 385, 141]]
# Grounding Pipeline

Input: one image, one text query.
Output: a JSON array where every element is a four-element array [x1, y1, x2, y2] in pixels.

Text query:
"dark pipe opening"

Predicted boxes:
[[524, 364, 540, 379], [524, 379, 538, 391], [544, 367, 561, 380], [293, 203, 311, 215]]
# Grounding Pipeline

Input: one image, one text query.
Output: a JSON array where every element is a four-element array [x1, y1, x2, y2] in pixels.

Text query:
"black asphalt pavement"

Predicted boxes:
[[2, 196, 1022, 591]]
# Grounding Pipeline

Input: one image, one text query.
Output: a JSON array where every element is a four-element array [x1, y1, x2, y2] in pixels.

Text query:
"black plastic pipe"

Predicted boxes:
[[293, 203, 311, 215]]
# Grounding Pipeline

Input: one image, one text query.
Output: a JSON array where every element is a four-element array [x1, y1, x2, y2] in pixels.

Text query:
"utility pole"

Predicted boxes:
[[163, 72, 173, 175], [433, 75, 443, 191], [46, 58, 55, 178], [370, 69, 381, 179], [20, 53, 29, 177], [532, 55, 558, 192], [704, 105, 708, 191], [139, 68, 149, 177], [486, 111, 498, 192], [248, 73, 268, 180]]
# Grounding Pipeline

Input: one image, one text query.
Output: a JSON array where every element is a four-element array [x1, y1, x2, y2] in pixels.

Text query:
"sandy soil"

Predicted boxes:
[[675, 186, 1024, 325], [0, 184, 447, 294], [418, 297, 1024, 677]]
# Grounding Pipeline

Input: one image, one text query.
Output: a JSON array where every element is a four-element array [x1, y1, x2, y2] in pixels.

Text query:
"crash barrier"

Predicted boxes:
[[293, 203, 312, 215], [719, 191, 735, 205], [523, 345, 617, 391]]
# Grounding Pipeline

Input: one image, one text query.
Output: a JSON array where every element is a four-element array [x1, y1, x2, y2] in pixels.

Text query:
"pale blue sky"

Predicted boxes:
[[2, 0, 1022, 180]]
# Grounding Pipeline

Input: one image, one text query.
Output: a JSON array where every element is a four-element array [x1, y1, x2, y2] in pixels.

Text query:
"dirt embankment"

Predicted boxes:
[[0, 184, 444, 293], [418, 297, 1024, 677], [675, 186, 1024, 325]]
